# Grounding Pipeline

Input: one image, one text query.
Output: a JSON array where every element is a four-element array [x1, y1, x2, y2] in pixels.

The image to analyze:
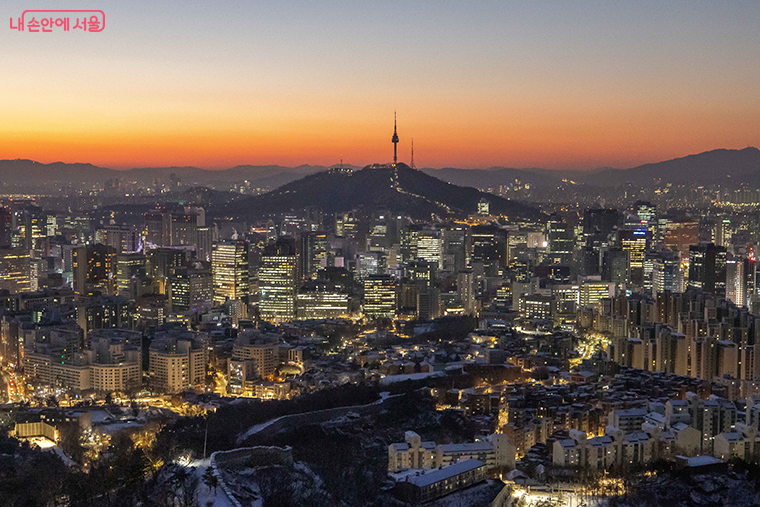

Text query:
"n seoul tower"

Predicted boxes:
[[391, 110, 399, 165]]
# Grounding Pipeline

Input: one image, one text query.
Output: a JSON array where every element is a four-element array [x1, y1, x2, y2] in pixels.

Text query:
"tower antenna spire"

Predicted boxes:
[[391, 110, 399, 165], [411, 138, 415, 169]]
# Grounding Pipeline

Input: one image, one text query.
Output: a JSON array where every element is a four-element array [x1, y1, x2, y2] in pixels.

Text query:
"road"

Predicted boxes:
[[1, 369, 25, 403]]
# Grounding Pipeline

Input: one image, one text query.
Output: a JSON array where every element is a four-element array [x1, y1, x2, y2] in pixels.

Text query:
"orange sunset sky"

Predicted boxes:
[[1, 1, 759, 170]]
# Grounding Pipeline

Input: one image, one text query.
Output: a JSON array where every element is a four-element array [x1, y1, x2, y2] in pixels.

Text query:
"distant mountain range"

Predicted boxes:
[[1, 147, 759, 192], [586, 147, 760, 186], [422, 147, 760, 188], [217, 163, 542, 221], [0, 160, 341, 189]]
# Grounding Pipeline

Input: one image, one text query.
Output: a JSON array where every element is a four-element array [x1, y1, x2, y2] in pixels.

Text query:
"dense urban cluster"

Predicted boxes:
[[2, 157, 760, 506]]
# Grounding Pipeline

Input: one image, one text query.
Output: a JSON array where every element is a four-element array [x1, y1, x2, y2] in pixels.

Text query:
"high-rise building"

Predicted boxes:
[[583, 208, 620, 247], [471, 225, 508, 277], [96, 225, 140, 254], [418, 286, 441, 320], [601, 247, 629, 286], [212, 241, 250, 305], [144, 207, 203, 249], [169, 264, 213, 313], [300, 231, 329, 281], [23, 327, 142, 393], [634, 201, 657, 226], [75, 296, 130, 339], [443, 226, 469, 273], [688, 243, 727, 297], [457, 269, 476, 315], [168, 267, 191, 313], [368, 219, 390, 251], [547, 218, 574, 266], [713, 219, 732, 248], [579, 279, 614, 308], [258, 238, 298, 322], [147, 247, 188, 294], [170, 210, 198, 247], [416, 229, 443, 265], [406, 259, 438, 289], [11, 204, 45, 250], [296, 281, 350, 320], [196, 226, 215, 262], [619, 228, 650, 287], [363, 274, 397, 319], [144, 209, 171, 248], [400, 225, 422, 263], [0, 249, 31, 294], [0, 206, 12, 248], [73, 244, 117, 295], [116, 254, 147, 298], [665, 221, 699, 261], [726, 255, 746, 307], [355, 251, 383, 280], [652, 252, 682, 295]]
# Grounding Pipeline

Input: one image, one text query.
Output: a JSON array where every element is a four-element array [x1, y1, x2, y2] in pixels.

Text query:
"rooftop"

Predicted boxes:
[[405, 459, 485, 488]]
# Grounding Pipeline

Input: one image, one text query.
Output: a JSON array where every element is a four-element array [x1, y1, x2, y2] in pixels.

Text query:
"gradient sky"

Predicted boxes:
[[1, 1, 759, 170]]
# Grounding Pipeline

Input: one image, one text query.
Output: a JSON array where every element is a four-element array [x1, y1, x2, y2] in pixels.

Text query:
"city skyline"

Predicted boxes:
[[4, 3, 760, 505], [2, 1, 760, 170]]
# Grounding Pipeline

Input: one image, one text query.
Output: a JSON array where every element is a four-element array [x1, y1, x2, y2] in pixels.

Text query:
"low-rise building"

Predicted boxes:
[[393, 459, 488, 504], [388, 431, 515, 473]]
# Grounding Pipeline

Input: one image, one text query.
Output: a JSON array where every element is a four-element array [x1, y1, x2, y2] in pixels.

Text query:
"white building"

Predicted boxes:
[[388, 431, 515, 473], [149, 331, 207, 393], [228, 330, 280, 394], [22, 328, 141, 393]]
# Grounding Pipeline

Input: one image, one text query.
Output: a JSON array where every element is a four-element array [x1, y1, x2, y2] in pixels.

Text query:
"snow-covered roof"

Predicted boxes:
[[405, 459, 485, 487], [438, 441, 494, 454]]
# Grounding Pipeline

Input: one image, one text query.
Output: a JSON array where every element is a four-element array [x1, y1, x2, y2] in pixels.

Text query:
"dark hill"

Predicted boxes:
[[421, 166, 561, 189], [217, 163, 541, 220], [582, 147, 760, 186]]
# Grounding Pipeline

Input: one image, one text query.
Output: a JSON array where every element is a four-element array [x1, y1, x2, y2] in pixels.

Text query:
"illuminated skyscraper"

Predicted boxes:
[[620, 228, 650, 287], [726, 255, 745, 307], [147, 248, 187, 294], [416, 229, 442, 265], [652, 251, 682, 295], [258, 238, 298, 322], [73, 244, 117, 295], [457, 268, 476, 315], [547, 217, 574, 266], [212, 241, 249, 305], [363, 274, 397, 319], [116, 253, 147, 298], [296, 280, 349, 319], [400, 225, 422, 263], [300, 231, 329, 281], [12, 204, 45, 251], [0, 249, 31, 294]]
